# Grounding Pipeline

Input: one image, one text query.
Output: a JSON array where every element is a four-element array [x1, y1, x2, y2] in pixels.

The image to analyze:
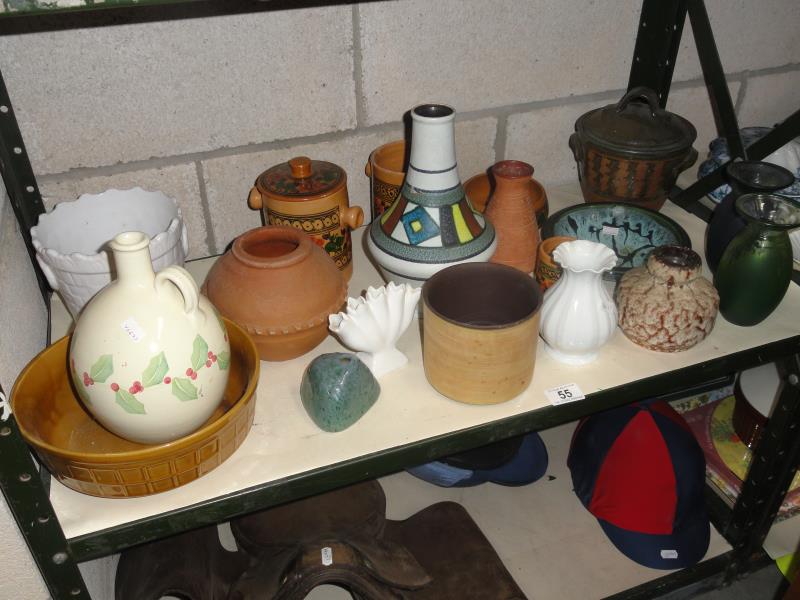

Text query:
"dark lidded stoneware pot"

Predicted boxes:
[[569, 87, 697, 211]]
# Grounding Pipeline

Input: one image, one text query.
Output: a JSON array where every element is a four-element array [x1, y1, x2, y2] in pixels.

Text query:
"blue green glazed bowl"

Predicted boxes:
[[540, 203, 691, 279]]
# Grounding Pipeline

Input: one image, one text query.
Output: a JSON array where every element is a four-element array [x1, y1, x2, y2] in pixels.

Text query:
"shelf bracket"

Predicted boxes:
[[627, 0, 687, 106]]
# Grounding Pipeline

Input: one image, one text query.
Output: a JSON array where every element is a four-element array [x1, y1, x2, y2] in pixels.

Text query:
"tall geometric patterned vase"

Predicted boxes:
[[367, 104, 496, 285]]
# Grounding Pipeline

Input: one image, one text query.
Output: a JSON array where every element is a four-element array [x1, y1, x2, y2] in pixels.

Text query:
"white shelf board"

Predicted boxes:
[[46, 182, 800, 547]]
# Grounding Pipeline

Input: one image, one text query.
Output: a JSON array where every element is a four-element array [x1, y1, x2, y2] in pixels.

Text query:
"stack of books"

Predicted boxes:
[[672, 389, 800, 522]]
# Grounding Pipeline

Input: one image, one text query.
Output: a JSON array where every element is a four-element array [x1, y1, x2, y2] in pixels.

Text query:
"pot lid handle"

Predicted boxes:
[[289, 156, 313, 179], [616, 86, 661, 118]]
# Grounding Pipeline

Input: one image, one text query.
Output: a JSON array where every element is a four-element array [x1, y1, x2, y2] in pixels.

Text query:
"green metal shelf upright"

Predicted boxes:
[[0, 1, 799, 598]]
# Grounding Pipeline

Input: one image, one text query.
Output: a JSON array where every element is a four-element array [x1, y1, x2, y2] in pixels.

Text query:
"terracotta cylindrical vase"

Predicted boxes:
[[367, 104, 496, 285], [365, 139, 407, 220], [485, 160, 540, 274], [248, 156, 363, 281], [203, 226, 347, 361], [616, 245, 719, 352], [463, 170, 549, 226]]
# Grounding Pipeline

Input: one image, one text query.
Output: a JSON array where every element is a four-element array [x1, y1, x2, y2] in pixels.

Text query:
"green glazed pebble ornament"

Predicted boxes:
[[300, 353, 380, 432]]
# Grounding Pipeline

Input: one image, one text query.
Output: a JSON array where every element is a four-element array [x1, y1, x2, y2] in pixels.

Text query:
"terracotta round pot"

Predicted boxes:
[[203, 226, 347, 361], [365, 139, 407, 220], [463, 170, 549, 226], [421, 262, 543, 405], [535, 236, 576, 290]]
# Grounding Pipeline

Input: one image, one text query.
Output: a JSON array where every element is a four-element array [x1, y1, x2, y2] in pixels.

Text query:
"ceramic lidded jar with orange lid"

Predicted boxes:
[[202, 226, 347, 361], [248, 156, 364, 281]]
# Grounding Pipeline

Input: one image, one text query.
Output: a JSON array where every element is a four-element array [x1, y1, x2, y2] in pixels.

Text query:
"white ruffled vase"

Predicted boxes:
[[539, 240, 617, 365], [328, 282, 421, 378]]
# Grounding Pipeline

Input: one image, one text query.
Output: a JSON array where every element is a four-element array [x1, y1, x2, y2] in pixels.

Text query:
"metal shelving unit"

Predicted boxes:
[[0, 1, 799, 598]]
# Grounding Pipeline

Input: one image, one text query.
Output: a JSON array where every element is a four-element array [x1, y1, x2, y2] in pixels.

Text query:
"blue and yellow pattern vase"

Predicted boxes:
[[367, 104, 496, 285]]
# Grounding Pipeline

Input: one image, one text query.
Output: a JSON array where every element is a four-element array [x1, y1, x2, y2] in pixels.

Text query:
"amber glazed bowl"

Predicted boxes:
[[11, 318, 259, 498], [422, 263, 543, 404]]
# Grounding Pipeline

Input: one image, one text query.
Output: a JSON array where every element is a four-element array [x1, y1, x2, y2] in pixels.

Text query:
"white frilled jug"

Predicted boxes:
[[539, 240, 617, 364], [69, 231, 230, 444]]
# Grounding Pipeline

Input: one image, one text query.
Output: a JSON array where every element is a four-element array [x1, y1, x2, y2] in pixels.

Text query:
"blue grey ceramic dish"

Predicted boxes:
[[540, 203, 691, 279], [698, 127, 800, 203]]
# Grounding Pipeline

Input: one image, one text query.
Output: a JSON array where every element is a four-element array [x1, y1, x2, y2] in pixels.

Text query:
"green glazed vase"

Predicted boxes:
[[714, 193, 800, 326]]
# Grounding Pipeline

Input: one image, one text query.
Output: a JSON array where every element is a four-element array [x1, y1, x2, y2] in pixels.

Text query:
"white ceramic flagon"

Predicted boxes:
[[328, 282, 421, 378], [539, 240, 618, 365], [31, 187, 188, 318], [69, 231, 229, 444]]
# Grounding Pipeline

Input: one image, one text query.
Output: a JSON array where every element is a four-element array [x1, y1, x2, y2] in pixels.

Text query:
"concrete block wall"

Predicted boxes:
[[0, 1, 798, 597], [0, 0, 797, 261]]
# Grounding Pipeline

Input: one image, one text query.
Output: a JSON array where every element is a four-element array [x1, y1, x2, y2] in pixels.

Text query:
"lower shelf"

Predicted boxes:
[[157, 420, 733, 600]]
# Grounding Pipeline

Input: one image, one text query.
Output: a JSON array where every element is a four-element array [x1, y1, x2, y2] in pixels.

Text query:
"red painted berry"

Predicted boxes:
[[206, 360, 212, 368], [87, 378, 94, 386], [129, 385, 137, 394], [190, 372, 197, 380], [133, 380, 141, 389], [186, 367, 193, 376], [82, 371, 89, 379], [208, 351, 213, 358], [163, 376, 171, 384], [211, 355, 217, 363], [110, 383, 119, 392]]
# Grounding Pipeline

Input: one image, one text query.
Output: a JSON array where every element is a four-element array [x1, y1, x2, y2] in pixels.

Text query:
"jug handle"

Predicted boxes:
[[248, 187, 263, 210], [341, 206, 364, 229], [155, 266, 200, 317]]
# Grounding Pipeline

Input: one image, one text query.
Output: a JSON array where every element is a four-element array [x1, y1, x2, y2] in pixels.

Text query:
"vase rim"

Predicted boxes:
[[422, 262, 542, 330], [109, 231, 150, 253], [412, 103, 455, 122], [727, 160, 795, 191], [553, 240, 617, 273], [735, 193, 800, 229], [650, 245, 701, 270], [231, 225, 312, 269], [492, 160, 534, 180]]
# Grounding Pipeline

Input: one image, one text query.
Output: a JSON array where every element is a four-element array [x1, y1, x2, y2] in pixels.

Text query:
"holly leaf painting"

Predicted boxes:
[[89, 355, 113, 383], [142, 352, 169, 387], [216, 350, 230, 371], [116, 390, 145, 415], [191, 335, 209, 372], [172, 377, 198, 402]]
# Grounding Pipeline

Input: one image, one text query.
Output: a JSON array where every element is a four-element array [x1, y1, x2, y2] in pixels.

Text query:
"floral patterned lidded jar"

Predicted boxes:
[[69, 231, 230, 444], [616, 245, 719, 352], [248, 156, 364, 281]]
